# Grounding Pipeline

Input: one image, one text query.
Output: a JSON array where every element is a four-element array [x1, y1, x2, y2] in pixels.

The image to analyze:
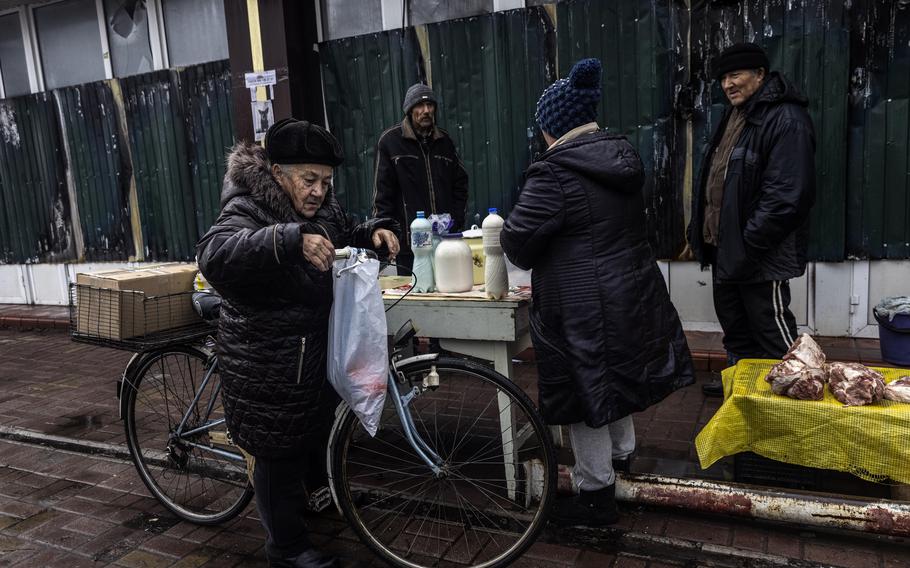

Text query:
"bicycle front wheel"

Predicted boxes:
[[329, 356, 556, 568], [124, 346, 253, 525]]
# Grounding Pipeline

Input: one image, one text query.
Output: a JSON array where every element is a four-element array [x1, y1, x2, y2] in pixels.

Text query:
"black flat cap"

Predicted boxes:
[[712, 43, 770, 79], [264, 118, 344, 166]]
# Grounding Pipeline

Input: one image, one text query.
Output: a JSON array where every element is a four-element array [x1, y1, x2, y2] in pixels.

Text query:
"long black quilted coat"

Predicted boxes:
[[197, 143, 397, 458], [501, 132, 694, 428]]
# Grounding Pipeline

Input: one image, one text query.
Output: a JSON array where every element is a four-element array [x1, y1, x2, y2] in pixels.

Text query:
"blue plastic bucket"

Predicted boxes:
[[873, 309, 910, 367]]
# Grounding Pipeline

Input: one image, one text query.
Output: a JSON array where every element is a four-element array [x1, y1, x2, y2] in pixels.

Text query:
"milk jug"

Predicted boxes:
[[434, 234, 474, 293], [482, 208, 509, 299]]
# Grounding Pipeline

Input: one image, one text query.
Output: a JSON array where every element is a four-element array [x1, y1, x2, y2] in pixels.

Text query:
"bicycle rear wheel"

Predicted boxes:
[[124, 346, 253, 525], [329, 356, 556, 568]]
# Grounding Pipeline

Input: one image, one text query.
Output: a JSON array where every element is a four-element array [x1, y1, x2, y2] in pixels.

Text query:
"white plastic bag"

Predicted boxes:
[[327, 255, 388, 436]]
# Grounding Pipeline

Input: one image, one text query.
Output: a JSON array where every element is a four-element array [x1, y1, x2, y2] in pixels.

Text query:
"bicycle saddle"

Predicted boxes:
[[192, 291, 222, 323]]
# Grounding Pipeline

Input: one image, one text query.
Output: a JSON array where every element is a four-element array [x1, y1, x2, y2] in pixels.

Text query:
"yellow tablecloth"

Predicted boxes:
[[695, 359, 910, 484]]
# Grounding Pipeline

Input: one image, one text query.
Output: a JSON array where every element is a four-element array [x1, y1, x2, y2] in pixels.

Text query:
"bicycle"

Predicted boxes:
[[74, 247, 557, 567]]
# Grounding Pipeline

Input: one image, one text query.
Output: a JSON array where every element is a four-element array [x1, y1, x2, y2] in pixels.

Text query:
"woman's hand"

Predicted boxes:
[[302, 234, 335, 272], [372, 229, 400, 262]]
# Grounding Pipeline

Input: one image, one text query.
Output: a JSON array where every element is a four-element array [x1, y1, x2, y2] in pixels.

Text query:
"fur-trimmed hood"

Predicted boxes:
[[221, 142, 303, 223]]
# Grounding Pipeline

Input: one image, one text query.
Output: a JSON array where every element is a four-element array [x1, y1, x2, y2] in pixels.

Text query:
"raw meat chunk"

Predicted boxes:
[[782, 333, 826, 368], [826, 362, 885, 406], [765, 363, 825, 400], [884, 376, 910, 403]]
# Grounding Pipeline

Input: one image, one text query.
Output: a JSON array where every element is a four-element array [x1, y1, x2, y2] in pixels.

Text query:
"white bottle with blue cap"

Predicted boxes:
[[482, 208, 509, 299], [410, 211, 435, 292]]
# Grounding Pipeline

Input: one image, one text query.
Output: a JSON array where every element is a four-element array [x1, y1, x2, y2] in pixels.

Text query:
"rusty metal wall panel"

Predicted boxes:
[[557, 0, 683, 259], [690, 0, 851, 261], [120, 70, 198, 261], [0, 93, 73, 263], [179, 60, 235, 239], [321, 28, 424, 220], [56, 82, 133, 261]]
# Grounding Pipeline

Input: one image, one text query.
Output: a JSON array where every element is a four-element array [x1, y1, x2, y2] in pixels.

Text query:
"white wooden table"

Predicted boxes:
[[382, 294, 532, 381]]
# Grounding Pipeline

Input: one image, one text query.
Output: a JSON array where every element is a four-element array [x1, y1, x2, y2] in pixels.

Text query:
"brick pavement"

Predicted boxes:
[[2, 439, 909, 567], [2, 325, 909, 565]]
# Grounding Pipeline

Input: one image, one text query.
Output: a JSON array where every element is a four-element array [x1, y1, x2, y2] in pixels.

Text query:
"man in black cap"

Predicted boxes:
[[197, 118, 399, 567], [372, 82, 469, 273], [687, 43, 816, 396]]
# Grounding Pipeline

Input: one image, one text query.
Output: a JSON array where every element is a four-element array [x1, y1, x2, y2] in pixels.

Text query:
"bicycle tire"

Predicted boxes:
[[123, 346, 254, 525], [328, 356, 556, 568]]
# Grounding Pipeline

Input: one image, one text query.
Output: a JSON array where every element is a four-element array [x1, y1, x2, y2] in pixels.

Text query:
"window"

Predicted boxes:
[[409, 0, 492, 26], [0, 12, 30, 97], [321, 0, 383, 40], [161, 0, 228, 67], [34, 0, 106, 90], [104, 0, 154, 77]]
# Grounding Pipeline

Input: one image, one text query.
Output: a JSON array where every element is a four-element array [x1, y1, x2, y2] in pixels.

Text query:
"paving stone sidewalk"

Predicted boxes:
[[1, 326, 908, 566], [2, 439, 909, 568]]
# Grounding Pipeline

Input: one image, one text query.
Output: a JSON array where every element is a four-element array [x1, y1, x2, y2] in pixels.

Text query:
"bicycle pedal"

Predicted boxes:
[[307, 486, 333, 512]]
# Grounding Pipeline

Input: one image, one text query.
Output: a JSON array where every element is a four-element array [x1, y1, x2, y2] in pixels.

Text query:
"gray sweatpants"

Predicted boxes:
[[568, 415, 636, 491]]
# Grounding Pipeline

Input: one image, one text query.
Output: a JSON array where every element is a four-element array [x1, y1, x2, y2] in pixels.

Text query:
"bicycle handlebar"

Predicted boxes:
[[334, 247, 378, 261]]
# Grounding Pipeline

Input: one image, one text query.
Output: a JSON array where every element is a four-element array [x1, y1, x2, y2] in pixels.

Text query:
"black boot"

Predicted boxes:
[[702, 378, 723, 397], [549, 484, 619, 527], [268, 548, 340, 568]]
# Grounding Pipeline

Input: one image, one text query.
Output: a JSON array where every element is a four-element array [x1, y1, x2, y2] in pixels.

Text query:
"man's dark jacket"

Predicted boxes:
[[501, 132, 694, 428], [197, 142, 397, 458], [688, 72, 816, 283], [372, 118, 468, 264]]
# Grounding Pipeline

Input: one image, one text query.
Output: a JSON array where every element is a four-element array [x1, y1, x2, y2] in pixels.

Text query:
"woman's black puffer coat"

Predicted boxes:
[[501, 132, 694, 428], [197, 143, 397, 458]]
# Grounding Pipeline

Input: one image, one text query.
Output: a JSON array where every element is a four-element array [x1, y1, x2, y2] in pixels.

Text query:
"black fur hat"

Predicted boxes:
[[264, 118, 344, 166]]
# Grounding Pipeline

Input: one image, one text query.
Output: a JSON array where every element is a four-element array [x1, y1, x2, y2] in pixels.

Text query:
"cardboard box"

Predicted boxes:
[[75, 264, 200, 340]]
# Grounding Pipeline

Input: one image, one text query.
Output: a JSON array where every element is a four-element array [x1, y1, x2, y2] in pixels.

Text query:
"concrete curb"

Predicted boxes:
[[0, 424, 131, 462]]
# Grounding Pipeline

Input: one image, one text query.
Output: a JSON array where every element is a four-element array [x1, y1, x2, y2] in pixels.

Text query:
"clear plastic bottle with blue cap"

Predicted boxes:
[[410, 211, 435, 292]]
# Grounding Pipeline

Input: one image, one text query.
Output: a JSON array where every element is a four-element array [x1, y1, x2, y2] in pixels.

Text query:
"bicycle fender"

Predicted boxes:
[[326, 401, 352, 516], [392, 353, 440, 368], [118, 352, 145, 421]]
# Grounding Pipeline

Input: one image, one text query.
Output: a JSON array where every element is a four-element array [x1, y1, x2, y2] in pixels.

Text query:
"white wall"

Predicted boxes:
[[4, 260, 908, 340]]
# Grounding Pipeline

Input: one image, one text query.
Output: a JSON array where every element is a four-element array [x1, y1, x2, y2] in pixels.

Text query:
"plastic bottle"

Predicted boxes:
[[410, 211, 435, 292], [482, 208, 509, 299], [434, 234, 474, 293]]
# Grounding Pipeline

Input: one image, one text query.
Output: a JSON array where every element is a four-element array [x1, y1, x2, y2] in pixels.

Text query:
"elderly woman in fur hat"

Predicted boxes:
[[197, 119, 399, 568]]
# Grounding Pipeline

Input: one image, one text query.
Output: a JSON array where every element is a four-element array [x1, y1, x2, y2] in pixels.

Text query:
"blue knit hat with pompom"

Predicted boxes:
[[535, 58, 602, 139]]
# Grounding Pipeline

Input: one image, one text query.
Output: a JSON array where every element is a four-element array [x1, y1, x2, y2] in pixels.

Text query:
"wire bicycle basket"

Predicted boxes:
[[69, 283, 211, 351]]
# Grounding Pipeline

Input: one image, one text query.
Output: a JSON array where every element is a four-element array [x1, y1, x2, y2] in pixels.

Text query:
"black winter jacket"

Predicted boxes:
[[501, 132, 695, 428], [197, 143, 397, 458], [688, 72, 816, 283], [372, 118, 468, 265]]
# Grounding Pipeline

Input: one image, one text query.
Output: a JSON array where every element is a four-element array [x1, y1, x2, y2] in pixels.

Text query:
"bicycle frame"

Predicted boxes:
[[387, 353, 445, 475], [168, 357, 246, 464]]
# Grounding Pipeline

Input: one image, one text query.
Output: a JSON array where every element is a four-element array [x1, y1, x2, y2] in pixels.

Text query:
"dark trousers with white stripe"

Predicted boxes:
[[712, 277, 798, 360]]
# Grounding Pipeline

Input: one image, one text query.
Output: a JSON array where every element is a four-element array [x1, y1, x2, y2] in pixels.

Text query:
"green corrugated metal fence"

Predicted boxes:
[[180, 60, 235, 240], [120, 70, 198, 261], [321, 28, 424, 220], [847, 0, 910, 260], [428, 8, 552, 226], [320, 0, 909, 262], [0, 93, 72, 263], [557, 0, 682, 257], [0, 61, 232, 264], [56, 83, 133, 261]]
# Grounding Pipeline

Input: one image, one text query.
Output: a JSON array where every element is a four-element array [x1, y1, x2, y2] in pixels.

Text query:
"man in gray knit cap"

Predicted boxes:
[[372, 82, 469, 273]]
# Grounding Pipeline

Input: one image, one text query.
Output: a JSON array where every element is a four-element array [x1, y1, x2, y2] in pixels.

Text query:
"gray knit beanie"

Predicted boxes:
[[402, 83, 437, 114]]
